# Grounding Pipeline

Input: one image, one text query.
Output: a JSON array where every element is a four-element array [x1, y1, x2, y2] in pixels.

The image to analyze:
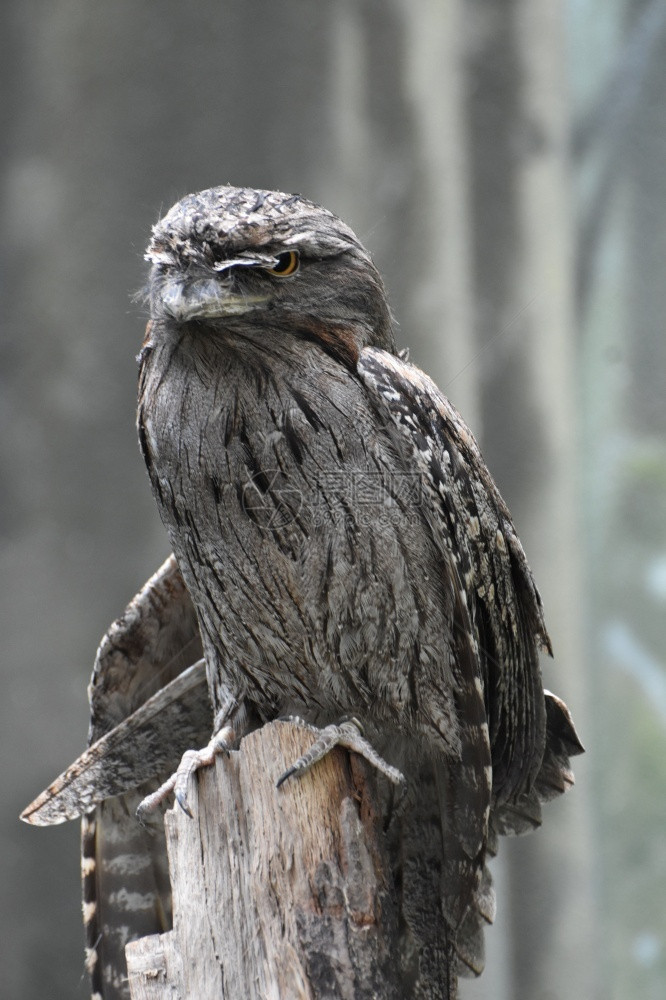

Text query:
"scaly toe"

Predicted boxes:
[[137, 724, 235, 821], [277, 717, 405, 788]]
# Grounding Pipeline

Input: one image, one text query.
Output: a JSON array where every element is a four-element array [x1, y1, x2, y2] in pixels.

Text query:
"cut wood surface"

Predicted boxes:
[[125, 720, 402, 999]]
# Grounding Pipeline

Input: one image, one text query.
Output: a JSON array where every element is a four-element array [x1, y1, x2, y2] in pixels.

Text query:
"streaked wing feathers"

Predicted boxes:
[[358, 346, 548, 803], [21, 659, 210, 825]]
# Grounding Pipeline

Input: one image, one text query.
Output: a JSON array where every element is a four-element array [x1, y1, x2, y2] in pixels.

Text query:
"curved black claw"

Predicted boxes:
[[276, 766, 298, 789], [174, 789, 194, 818]]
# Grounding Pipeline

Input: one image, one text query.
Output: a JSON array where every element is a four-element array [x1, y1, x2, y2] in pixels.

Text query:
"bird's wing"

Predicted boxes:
[[21, 554, 209, 824], [85, 556, 208, 1000], [87, 554, 203, 741], [359, 347, 584, 983], [20, 658, 210, 825], [358, 346, 549, 804], [22, 554, 208, 1000]]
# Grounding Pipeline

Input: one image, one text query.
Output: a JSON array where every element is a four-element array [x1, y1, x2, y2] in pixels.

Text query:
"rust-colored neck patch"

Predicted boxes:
[[295, 317, 360, 370]]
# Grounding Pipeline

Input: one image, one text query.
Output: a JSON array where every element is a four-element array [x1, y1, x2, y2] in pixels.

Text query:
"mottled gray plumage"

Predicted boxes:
[[22, 185, 583, 1000], [80, 558, 208, 1000], [136, 185, 581, 997]]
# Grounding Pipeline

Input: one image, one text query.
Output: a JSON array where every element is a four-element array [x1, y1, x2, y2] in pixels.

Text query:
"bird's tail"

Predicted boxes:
[[454, 690, 584, 979], [82, 784, 173, 1000]]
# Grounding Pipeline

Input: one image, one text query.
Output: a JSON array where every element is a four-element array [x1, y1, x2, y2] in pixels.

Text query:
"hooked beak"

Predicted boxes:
[[159, 276, 271, 321]]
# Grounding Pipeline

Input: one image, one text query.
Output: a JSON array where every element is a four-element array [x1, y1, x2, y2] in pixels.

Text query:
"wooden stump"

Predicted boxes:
[[125, 720, 402, 999]]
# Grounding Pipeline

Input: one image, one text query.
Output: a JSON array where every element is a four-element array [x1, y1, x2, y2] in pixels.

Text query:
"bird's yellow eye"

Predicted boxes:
[[266, 250, 299, 276]]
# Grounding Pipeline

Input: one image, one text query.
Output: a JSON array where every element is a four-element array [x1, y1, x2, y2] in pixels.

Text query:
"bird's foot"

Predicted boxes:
[[277, 716, 405, 788], [136, 724, 235, 823]]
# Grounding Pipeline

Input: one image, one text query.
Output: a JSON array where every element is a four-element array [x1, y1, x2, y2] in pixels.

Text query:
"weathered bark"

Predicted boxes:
[[126, 721, 402, 1000]]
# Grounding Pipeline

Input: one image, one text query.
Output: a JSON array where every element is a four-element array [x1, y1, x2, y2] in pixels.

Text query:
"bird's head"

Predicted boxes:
[[144, 186, 396, 363]]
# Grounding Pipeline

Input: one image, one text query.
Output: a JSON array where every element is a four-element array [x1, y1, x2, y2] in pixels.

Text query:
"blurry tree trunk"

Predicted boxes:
[[323, 0, 479, 424], [125, 721, 403, 1000]]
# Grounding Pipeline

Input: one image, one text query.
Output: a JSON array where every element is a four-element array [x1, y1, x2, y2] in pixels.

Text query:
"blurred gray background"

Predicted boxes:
[[2, 2, 665, 998]]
